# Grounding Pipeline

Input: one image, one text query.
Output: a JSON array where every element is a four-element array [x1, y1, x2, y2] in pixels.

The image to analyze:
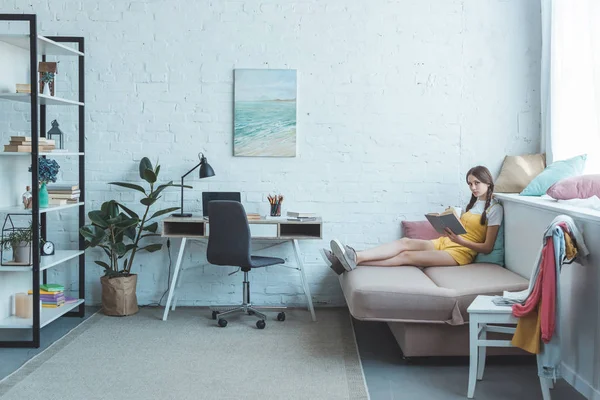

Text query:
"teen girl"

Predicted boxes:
[[322, 166, 503, 273]]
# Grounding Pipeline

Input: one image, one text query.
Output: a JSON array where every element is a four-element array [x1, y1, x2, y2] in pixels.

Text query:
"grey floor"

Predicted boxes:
[[0, 308, 588, 400], [352, 319, 586, 400]]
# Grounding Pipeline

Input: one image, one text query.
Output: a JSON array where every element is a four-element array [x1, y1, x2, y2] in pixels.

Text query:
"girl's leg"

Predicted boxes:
[[366, 250, 458, 267], [356, 238, 434, 265]]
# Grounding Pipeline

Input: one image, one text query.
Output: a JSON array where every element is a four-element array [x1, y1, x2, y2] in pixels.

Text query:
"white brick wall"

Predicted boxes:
[[0, 0, 542, 307]]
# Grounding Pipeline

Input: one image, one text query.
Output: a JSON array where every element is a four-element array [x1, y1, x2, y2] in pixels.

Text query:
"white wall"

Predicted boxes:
[[0, 0, 542, 307]]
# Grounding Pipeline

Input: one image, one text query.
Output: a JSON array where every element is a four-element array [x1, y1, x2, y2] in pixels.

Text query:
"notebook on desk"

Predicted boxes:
[[202, 192, 241, 218]]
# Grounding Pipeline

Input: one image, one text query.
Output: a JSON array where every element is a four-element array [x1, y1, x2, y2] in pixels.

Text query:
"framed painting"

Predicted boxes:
[[234, 69, 297, 157]]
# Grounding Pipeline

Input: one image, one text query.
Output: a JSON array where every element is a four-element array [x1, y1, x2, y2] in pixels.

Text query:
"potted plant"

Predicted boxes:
[[79, 157, 186, 316], [0, 223, 33, 265], [29, 157, 60, 208]]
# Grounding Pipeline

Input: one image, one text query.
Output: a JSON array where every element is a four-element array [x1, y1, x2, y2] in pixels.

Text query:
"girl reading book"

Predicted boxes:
[[321, 166, 503, 273]]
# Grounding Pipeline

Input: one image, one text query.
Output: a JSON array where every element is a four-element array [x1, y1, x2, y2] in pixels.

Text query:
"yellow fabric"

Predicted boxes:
[[430, 211, 487, 265], [512, 306, 542, 354], [564, 231, 578, 260]]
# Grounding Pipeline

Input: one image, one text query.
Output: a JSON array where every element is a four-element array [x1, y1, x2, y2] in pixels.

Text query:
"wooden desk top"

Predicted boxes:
[[162, 215, 322, 240]]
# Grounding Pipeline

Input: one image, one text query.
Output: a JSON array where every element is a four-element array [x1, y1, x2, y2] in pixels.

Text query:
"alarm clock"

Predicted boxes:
[[41, 241, 55, 256]]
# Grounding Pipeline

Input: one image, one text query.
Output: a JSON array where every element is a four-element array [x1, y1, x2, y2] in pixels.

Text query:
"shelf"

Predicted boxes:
[[0, 299, 84, 329], [0, 93, 83, 106], [0, 34, 83, 56], [0, 202, 84, 214], [0, 250, 84, 272], [0, 152, 84, 156]]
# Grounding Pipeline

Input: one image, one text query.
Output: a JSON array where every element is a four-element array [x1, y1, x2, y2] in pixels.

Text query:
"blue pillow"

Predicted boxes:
[[474, 223, 504, 266], [520, 154, 587, 196]]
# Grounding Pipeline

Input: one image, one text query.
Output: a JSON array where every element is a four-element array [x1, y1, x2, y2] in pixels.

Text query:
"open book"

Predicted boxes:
[[425, 209, 467, 235]]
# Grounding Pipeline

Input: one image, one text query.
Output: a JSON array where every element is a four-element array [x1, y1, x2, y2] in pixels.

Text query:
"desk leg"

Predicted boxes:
[[162, 238, 186, 321], [292, 239, 316, 322], [537, 355, 552, 400], [468, 317, 479, 398], [477, 326, 487, 380]]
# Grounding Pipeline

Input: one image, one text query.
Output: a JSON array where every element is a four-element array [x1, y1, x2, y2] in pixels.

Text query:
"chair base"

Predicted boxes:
[[209, 270, 287, 328]]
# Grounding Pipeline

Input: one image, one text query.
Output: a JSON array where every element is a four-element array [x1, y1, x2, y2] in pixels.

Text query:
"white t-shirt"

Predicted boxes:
[[467, 199, 503, 226]]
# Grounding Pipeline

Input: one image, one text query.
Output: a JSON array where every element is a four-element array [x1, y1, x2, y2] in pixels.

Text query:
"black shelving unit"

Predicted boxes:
[[0, 14, 85, 348]]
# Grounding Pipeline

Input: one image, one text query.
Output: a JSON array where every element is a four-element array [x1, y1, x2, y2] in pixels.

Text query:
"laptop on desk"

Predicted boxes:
[[202, 192, 241, 219]]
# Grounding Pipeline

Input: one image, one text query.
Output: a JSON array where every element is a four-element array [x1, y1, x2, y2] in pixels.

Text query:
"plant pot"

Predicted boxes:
[[100, 274, 139, 316], [13, 242, 32, 264], [39, 182, 49, 208]]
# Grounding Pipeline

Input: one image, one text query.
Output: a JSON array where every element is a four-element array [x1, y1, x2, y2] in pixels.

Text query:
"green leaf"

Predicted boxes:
[[88, 211, 109, 228], [155, 164, 161, 178], [109, 182, 147, 195], [124, 227, 136, 240], [115, 242, 127, 256], [149, 207, 180, 220], [115, 202, 139, 220], [143, 222, 158, 233], [141, 197, 158, 206], [125, 244, 136, 253], [80, 225, 106, 247], [141, 233, 161, 239], [143, 169, 157, 184], [139, 157, 153, 179], [141, 244, 162, 253], [94, 261, 111, 270], [101, 200, 119, 218]]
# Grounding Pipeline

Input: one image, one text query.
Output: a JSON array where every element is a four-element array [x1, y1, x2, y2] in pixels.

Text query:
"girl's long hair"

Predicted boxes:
[[465, 166, 494, 225]]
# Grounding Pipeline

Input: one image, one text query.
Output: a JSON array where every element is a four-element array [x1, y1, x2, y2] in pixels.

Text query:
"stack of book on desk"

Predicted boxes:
[[286, 212, 318, 221], [47, 184, 80, 206]]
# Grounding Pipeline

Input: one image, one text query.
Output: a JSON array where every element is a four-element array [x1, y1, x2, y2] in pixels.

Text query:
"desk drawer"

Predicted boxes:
[[204, 223, 278, 238]]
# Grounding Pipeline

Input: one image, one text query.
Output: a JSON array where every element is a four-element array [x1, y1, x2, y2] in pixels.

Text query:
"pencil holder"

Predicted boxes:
[[270, 203, 281, 217]]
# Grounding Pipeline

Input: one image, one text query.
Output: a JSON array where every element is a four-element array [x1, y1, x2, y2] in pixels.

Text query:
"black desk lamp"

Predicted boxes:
[[172, 152, 215, 217]]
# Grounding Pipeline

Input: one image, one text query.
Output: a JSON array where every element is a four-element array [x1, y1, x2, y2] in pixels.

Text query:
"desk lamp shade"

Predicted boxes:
[[172, 153, 215, 218]]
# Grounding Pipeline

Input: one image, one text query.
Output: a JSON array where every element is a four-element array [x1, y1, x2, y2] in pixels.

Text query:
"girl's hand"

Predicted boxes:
[[444, 228, 464, 245]]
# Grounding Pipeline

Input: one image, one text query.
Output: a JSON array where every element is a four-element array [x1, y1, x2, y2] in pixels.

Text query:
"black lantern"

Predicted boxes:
[[47, 119, 63, 149]]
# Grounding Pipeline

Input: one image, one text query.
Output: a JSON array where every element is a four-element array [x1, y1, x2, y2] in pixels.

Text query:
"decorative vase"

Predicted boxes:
[[42, 82, 51, 96], [39, 182, 49, 208]]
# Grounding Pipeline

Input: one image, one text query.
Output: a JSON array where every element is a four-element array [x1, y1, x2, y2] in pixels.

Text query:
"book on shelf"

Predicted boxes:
[[40, 283, 65, 292], [425, 209, 467, 235], [15, 83, 31, 93], [64, 296, 79, 304], [46, 184, 79, 191], [4, 145, 56, 152], [42, 304, 65, 308], [9, 139, 55, 146], [28, 289, 64, 295], [287, 211, 317, 218], [287, 217, 317, 221], [48, 193, 80, 199], [49, 198, 68, 206]]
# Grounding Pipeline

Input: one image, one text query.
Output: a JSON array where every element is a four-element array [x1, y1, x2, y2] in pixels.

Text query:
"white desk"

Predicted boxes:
[[161, 216, 322, 322]]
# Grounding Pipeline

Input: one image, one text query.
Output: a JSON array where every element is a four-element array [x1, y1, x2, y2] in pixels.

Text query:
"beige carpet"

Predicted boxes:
[[0, 308, 369, 400]]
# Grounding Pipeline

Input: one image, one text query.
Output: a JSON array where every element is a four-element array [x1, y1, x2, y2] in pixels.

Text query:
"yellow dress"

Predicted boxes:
[[430, 210, 488, 265]]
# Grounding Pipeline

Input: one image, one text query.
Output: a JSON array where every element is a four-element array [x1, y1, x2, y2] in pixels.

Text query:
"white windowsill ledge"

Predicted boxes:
[[494, 193, 600, 225]]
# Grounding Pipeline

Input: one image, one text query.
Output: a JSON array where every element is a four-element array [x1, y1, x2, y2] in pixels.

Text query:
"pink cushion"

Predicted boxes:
[[546, 174, 600, 200], [401, 220, 442, 240]]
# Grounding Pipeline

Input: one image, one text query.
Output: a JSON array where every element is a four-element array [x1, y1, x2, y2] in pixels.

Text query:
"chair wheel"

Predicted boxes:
[[218, 319, 228, 327], [256, 320, 266, 329], [277, 312, 286, 321], [212, 311, 220, 320]]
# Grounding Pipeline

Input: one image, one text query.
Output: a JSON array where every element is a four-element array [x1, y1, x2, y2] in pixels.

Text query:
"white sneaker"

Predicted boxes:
[[330, 239, 357, 272]]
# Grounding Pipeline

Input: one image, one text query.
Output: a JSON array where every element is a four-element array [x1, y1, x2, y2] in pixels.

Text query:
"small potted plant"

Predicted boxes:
[[0, 223, 33, 265], [29, 157, 60, 208]]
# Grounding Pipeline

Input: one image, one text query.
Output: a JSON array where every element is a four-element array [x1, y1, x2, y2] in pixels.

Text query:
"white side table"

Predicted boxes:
[[467, 295, 553, 399]]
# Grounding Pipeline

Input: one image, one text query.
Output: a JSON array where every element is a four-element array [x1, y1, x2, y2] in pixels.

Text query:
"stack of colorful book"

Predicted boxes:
[[28, 284, 65, 308], [47, 184, 80, 206], [4, 136, 56, 153]]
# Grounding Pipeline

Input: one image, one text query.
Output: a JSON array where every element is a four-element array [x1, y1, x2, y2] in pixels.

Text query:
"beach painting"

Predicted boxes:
[[234, 69, 297, 157]]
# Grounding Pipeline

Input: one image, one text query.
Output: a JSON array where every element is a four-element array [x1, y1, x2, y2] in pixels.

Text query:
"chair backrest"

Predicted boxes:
[[206, 200, 252, 268]]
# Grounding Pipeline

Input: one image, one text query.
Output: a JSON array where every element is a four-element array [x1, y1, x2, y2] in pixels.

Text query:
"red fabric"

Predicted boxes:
[[512, 237, 556, 343]]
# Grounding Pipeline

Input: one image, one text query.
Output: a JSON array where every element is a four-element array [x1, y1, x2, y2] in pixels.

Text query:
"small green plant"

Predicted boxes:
[[0, 223, 33, 250], [80, 157, 188, 277], [40, 72, 55, 84]]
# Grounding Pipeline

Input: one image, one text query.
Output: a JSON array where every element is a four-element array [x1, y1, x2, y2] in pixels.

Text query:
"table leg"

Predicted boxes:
[[477, 326, 487, 380], [537, 354, 553, 400], [162, 238, 186, 321], [292, 239, 316, 322], [468, 317, 479, 398]]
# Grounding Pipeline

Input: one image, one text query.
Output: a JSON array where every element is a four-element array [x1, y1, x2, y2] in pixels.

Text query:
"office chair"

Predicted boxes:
[[207, 200, 286, 329]]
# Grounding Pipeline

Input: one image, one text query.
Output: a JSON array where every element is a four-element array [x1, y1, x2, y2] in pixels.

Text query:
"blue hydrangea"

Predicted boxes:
[[29, 157, 60, 184]]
